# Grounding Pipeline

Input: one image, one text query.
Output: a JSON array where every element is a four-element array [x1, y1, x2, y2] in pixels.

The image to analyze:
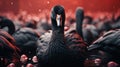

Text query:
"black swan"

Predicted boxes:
[[65, 7, 87, 66], [13, 27, 40, 59], [82, 16, 99, 45], [0, 17, 20, 67], [87, 29, 120, 66], [37, 5, 87, 67]]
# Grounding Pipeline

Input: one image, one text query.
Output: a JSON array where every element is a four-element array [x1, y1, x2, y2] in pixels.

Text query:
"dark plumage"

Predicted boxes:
[[83, 26, 99, 45], [13, 28, 40, 58], [37, 30, 52, 56], [65, 7, 85, 45], [65, 7, 87, 66], [37, 5, 67, 67], [37, 5, 87, 67], [0, 18, 20, 66], [97, 20, 113, 33], [88, 29, 120, 65], [82, 16, 99, 45], [0, 30, 19, 58]]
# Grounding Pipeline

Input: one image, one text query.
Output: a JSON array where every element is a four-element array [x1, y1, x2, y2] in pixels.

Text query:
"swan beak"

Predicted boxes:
[[56, 15, 61, 26]]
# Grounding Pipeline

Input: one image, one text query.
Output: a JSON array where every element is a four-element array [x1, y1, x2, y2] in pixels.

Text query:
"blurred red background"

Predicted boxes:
[[0, 0, 120, 14]]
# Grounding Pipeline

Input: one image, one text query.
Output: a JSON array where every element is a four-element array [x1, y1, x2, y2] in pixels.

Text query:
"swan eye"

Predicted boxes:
[[56, 14, 61, 26]]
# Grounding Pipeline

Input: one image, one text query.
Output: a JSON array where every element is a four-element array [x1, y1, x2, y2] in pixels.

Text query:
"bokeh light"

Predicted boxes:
[[0, 0, 120, 14]]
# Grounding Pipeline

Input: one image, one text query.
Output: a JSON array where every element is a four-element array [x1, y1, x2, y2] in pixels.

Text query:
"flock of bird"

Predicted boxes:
[[0, 5, 120, 67]]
